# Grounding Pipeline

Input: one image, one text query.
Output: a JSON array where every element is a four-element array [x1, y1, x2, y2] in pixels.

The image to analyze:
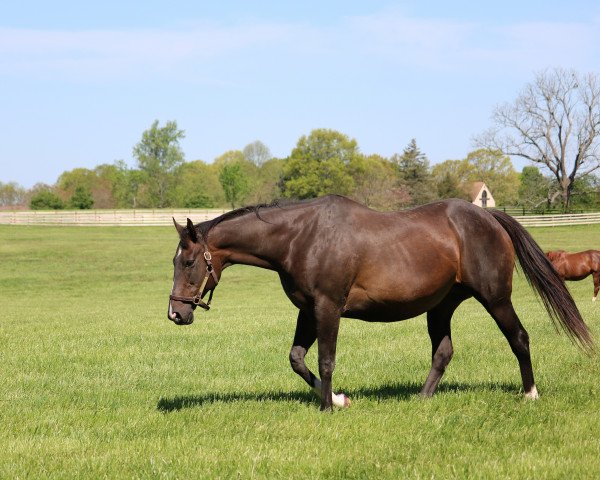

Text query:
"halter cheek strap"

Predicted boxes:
[[169, 251, 219, 310]]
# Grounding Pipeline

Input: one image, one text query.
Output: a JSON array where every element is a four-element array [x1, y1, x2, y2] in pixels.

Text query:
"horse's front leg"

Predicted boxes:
[[593, 272, 600, 302], [289, 310, 350, 409], [289, 310, 318, 388], [315, 299, 349, 411]]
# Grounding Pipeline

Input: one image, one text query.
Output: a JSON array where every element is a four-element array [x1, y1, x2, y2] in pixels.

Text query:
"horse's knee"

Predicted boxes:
[[289, 346, 306, 373]]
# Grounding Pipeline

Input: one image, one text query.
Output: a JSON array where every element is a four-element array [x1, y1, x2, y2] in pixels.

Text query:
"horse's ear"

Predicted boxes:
[[173, 218, 185, 237], [186, 218, 199, 243]]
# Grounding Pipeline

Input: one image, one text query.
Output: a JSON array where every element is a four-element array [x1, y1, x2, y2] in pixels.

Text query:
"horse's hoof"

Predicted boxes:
[[524, 386, 539, 400], [332, 392, 351, 408]]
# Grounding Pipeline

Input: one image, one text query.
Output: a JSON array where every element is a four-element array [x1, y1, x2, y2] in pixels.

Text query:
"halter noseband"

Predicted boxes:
[[169, 251, 219, 311]]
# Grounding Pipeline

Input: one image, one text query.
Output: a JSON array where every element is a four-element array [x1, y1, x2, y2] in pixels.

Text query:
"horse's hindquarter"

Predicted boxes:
[[342, 200, 517, 321]]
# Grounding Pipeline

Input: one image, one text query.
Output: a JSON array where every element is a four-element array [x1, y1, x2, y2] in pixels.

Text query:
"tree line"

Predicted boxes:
[[1, 68, 599, 212]]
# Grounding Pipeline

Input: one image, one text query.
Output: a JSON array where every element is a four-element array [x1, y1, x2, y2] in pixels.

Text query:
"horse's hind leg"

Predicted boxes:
[[289, 310, 349, 409], [592, 272, 600, 302], [420, 290, 466, 397], [485, 299, 538, 399]]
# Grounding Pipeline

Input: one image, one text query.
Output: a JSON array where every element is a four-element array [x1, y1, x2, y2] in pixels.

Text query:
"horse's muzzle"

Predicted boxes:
[[168, 301, 195, 325]]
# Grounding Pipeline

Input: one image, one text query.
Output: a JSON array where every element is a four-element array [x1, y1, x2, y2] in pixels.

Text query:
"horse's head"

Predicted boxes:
[[168, 218, 220, 325]]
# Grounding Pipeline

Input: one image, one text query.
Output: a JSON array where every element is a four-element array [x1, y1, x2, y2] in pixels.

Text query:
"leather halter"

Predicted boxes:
[[169, 251, 219, 311]]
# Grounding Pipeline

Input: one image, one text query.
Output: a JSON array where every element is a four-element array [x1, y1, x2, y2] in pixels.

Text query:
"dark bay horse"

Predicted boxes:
[[546, 249, 600, 301], [168, 195, 593, 410]]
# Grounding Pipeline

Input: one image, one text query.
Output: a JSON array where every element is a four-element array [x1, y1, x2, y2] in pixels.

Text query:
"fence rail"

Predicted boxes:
[[511, 212, 600, 227], [0, 209, 227, 226], [2, 209, 600, 227]]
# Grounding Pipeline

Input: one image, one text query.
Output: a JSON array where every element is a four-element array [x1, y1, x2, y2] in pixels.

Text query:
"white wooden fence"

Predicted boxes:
[[512, 212, 600, 227], [2, 209, 600, 227], [0, 209, 227, 226]]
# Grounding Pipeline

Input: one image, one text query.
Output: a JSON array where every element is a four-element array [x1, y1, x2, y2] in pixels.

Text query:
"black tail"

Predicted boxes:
[[489, 209, 594, 353]]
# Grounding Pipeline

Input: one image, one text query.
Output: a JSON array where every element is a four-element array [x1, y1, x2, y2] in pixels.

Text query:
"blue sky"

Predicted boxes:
[[1, 1, 599, 188]]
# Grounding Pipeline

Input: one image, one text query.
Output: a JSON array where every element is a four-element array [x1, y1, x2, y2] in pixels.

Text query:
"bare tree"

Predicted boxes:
[[242, 140, 272, 167], [477, 68, 600, 208]]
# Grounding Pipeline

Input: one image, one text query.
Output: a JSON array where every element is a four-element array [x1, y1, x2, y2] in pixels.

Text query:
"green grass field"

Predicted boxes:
[[1, 223, 600, 479]]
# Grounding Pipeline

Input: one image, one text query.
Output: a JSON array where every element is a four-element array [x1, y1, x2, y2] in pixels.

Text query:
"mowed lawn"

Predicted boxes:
[[1, 221, 600, 479]]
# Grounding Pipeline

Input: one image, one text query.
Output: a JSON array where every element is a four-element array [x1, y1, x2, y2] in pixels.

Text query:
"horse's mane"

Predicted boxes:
[[197, 198, 311, 240]]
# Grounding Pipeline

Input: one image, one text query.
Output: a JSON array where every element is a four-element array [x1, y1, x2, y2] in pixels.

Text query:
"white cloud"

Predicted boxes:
[[0, 12, 598, 83], [344, 10, 600, 73], [0, 23, 301, 80]]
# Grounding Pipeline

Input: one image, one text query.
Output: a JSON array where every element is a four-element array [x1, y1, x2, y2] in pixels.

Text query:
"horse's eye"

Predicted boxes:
[[185, 259, 195, 268]]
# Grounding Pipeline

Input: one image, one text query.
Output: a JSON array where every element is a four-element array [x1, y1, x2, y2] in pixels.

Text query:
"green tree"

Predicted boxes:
[[219, 162, 250, 209], [104, 160, 150, 208], [350, 154, 409, 210], [57, 168, 96, 192], [465, 149, 519, 205], [69, 185, 94, 209], [435, 172, 468, 200], [391, 139, 435, 206], [281, 129, 359, 199], [570, 175, 600, 210], [431, 159, 474, 200], [57, 167, 116, 208], [133, 120, 185, 208], [93, 163, 132, 208], [184, 192, 215, 208], [518, 166, 553, 210], [171, 160, 224, 208], [30, 190, 65, 210], [250, 157, 285, 204]]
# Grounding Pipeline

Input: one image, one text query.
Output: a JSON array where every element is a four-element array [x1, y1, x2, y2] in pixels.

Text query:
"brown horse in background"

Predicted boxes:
[[546, 250, 600, 302], [168, 196, 593, 411]]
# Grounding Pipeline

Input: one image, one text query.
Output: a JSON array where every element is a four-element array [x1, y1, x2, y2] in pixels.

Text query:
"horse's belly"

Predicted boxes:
[[342, 280, 455, 322], [564, 272, 591, 281], [342, 304, 426, 322]]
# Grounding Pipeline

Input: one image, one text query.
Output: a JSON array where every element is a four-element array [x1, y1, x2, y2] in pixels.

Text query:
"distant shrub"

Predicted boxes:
[[69, 186, 94, 209], [184, 193, 214, 208], [30, 191, 65, 210]]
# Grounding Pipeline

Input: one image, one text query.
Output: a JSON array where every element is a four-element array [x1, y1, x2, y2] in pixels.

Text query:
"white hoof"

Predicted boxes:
[[524, 385, 539, 400], [593, 296, 597, 302], [332, 392, 351, 408], [312, 379, 351, 408]]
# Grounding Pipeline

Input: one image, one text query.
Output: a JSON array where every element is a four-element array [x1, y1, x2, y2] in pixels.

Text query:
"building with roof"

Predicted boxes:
[[468, 182, 495, 208]]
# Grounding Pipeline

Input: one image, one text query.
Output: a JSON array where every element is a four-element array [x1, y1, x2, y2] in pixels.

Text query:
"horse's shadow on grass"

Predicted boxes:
[[157, 381, 518, 412]]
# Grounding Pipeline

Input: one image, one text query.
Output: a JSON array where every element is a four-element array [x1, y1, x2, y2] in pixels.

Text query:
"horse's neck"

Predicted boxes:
[[210, 213, 292, 270]]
